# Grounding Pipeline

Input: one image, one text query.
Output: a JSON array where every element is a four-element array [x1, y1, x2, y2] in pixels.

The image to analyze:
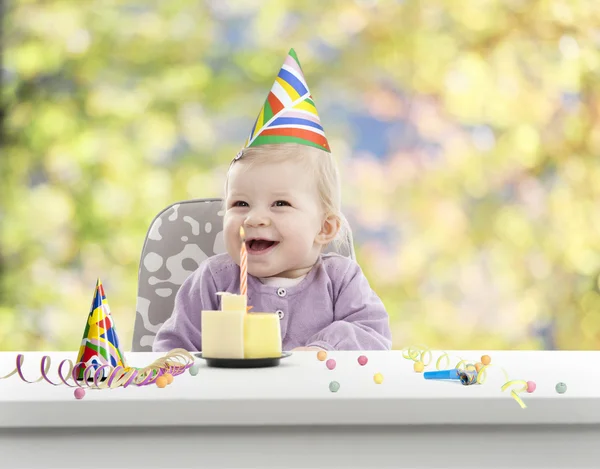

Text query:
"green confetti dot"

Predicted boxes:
[[189, 364, 200, 376], [555, 382, 567, 394], [329, 381, 340, 393]]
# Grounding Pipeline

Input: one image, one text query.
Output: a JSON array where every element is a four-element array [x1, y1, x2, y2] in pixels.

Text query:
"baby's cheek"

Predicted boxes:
[[222, 218, 236, 253], [223, 236, 239, 263]]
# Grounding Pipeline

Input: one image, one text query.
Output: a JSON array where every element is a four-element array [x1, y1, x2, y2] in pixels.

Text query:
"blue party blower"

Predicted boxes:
[[423, 368, 460, 380]]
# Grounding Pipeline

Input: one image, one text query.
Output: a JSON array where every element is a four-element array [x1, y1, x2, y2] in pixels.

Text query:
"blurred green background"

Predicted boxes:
[[2, 0, 600, 352]]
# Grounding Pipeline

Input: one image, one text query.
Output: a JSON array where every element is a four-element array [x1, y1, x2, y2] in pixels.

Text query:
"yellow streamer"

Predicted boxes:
[[476, 364, 509, 385], [501, 380, 528, 409], [402, 345, 424, 361], [435, 352, 450, 370], [454, 359, 475, 371], [419, 349, 432, 367]]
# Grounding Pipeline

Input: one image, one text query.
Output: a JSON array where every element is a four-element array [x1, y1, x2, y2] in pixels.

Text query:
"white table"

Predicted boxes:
[[1, 350, 600, 468]]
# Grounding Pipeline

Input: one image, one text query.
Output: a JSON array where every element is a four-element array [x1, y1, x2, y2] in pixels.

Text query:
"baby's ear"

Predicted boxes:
[[316, 214, 341, 245]]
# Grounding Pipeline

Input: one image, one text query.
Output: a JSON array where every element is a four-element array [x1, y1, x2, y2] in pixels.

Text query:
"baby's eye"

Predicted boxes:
[[273, 200, 291, 207], [231, 201, 249, 207]]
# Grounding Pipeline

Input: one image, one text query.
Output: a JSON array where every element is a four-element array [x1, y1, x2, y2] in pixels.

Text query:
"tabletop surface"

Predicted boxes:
[[0, 350, 598, 427]]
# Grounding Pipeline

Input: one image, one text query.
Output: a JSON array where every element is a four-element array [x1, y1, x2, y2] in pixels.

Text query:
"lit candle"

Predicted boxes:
[[239, 226, 247, 298]]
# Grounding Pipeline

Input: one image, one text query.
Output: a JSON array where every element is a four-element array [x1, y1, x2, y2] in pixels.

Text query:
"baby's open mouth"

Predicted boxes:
[[247, 239, 279, 253]]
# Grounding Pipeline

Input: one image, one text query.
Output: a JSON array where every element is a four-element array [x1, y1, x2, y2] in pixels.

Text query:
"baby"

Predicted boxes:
[[153, 49, 392, 352]]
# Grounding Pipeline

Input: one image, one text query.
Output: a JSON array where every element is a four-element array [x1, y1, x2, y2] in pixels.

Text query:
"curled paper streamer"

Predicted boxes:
[[403, 346, 465, 372], [476, 364, 509, 385], [0, 348, 195, 390], [402, 345, 432, 366], [454, 359, 477, 372], [501, 380, 528, 409], [436, 352, 450, 370]]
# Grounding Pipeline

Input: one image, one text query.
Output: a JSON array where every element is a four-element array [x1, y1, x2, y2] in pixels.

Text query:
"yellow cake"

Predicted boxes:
[[201, 293, 282, 359]]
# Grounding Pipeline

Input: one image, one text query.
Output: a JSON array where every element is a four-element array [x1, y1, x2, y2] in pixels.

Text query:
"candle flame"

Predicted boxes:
[[239, 226, 245, 240]]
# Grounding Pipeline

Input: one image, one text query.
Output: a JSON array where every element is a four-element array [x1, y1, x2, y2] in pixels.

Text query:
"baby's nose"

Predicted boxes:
[[245, 211, 271, 227]]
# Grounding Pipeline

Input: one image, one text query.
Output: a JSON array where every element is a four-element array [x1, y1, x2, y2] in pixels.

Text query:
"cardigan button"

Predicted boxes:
[[276, 310, 285, 319], [277, 287, 287, 297]]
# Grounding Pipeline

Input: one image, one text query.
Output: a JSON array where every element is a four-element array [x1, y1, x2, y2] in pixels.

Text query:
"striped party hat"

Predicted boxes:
[[240, 48, 330, 156], [75, 278, 127, 380]]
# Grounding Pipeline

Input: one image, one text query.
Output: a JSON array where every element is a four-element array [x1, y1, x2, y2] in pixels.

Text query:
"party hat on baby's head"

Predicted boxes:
[[239, 48, 331, 155], [75, 278, 127, 380]]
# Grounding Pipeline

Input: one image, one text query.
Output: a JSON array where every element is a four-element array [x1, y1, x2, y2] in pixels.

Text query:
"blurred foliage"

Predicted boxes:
[[2, 0, 600, 351]]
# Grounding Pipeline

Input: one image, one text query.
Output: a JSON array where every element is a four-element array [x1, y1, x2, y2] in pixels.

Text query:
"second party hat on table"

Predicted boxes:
[[75, 278, 127, 380], [238, 48, 331, 156]]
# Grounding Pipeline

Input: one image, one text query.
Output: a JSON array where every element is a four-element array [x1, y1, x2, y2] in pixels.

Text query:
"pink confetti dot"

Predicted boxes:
[[526, 381, 536, 393], [74, 388, 86, 400], [357, 355, 368, 366], [326, 359, 336, 370]]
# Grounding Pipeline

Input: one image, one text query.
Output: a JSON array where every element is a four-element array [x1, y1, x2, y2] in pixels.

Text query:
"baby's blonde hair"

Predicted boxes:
[[224, 143, 352, 255]]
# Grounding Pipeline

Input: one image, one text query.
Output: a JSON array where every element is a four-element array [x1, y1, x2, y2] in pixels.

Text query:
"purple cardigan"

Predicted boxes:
[[152, 252, 392, 352]]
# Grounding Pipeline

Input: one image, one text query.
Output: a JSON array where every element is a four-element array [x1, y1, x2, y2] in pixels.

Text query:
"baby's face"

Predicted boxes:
[[224, 159, 324, 279]]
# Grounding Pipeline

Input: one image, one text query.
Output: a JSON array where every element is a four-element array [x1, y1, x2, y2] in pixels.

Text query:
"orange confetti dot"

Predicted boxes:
[[156, 376, 168, 388], [164, 373, 174, 384], [317, 351, 327, 361], [475, 362, 484, 372], [481, 355, 491, 366]]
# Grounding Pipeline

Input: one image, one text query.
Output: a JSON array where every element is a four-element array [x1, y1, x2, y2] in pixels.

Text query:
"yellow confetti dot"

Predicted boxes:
[[373, 373, 384, 384], [481, 355, 491, 366], [413, 361, 424, 373], [317, 351, 327, 361]]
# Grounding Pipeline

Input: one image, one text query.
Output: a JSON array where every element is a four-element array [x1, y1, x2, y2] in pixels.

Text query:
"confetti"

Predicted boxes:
[[156, 376, 168, 388], [413, 361, 424, 373], [481, 355, 491, 366], [317, 351, 327, 361], [526, 381, 536, 393], [329, 381, 340, 393], [74, 388, 85, 400], [357, 355, 368, 366], [164, 373, 174, 385], [326, 359, 336, 370], [373, 373, 384, 384], [555, 382, 567, 394], [189, 363, 200, 376]]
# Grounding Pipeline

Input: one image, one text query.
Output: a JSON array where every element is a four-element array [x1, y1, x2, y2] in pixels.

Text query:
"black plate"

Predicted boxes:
[[194, 352, 292, 368]]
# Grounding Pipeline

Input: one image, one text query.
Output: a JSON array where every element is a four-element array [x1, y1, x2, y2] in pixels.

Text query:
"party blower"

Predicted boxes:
[[424, 368, 479, 385]]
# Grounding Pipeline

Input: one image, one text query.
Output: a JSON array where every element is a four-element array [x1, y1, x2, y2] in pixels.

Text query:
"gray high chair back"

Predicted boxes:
[[131, 198, 355, 351]]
